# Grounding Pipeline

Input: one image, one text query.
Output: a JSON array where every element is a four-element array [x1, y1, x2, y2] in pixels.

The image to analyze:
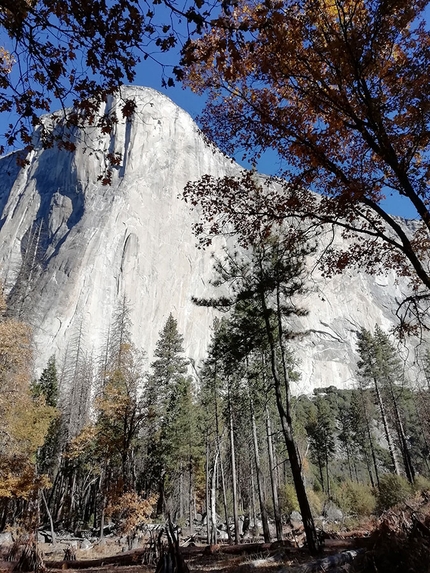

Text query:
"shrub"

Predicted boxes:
[[306, 488, 324, 517], [377, 474, 412, 511], [335, 480, 376, 517], [279, 483, 299, 516], [413, 475, 430, 494]]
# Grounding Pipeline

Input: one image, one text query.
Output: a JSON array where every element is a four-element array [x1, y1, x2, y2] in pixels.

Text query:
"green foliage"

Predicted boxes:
[[306, 396, 336, 493], [34, 356, 62, 476], [306, 488, 324, 517], [32, 356, 59, 407], [144, 313, 200, 515], [412, 475, 430, 494], [279, 483, 299, 516], [335, 481, 376, 517], [377, 474, 412, 511]]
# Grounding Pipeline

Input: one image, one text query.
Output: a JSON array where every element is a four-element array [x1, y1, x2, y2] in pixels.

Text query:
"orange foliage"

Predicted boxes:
[[181, 0, 430, 330], [106, 492, 156, 537], [0, 291, 56, 499]]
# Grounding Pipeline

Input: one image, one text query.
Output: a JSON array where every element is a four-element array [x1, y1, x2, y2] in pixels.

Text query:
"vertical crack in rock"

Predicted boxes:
[[0, 86, 419, 390]]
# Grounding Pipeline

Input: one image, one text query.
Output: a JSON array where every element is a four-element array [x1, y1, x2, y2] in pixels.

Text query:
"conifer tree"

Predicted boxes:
[[194, 233, 322, 554], [33, 356, 62, 478], [357, 326, 415, 482], [197, 319, 232, 543], [145, 314, 195, 517], [306, 397, 336, 496], [94, 298, 145, 492]]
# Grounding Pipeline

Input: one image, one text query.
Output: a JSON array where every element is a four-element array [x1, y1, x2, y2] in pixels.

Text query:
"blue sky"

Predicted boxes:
[[0, 5, 426, 221], [138, 67, 419, 220], [127, 3, 429, 222]]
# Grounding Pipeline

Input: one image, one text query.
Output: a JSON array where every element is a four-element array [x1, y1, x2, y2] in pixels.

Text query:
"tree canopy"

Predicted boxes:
[[0, 0, 212, 161], [181, 0, 430, 331]]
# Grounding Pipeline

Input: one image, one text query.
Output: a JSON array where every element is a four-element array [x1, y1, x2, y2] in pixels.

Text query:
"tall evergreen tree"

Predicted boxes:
[[357, 326, 415, 482], [194, 232, 322, 554], [306, 396, 336, 497], [33, 356, 63, 478], [144, 314, 195, 517]]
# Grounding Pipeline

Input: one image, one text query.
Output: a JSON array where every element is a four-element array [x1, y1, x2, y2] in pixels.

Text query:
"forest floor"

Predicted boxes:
[[1, 494, 430, 573]]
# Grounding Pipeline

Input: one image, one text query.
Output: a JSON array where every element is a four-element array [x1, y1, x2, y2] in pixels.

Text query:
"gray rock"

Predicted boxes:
[[323, 502, 343, 522], [217, 530, 229, 541], [80, 539, 92, 550], [0, 532, 13, 544], [290, 511, 302, 523], [0, 86, 420, 394]]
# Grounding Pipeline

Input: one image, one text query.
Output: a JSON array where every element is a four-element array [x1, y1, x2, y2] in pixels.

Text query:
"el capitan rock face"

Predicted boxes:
[[0, 86, 416, 392]]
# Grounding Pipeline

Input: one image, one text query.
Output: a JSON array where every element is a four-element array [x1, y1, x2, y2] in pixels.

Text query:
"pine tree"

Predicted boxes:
[[306, 396, 336, 497], [33, 356, 62, 477], [144, 314, 195, 517], [357, 326, 415, 482], [194, 233, 322, 554], [94, 298, 146, 492]]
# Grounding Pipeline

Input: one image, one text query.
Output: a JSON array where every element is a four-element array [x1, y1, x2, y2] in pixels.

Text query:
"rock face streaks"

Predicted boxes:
[[0, 86, 414, 392]]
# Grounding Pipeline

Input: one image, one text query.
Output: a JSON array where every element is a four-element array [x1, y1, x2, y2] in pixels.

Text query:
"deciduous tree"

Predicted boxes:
[[0, 0, 214, 183], [0, 293, 55, 513], [181, 0, 430, 330]]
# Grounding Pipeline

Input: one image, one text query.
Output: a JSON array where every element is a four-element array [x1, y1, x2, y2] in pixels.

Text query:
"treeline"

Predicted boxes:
[[1, 235, 430, 551]]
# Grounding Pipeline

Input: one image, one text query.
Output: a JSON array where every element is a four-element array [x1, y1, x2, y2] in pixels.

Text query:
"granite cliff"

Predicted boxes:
[[0, 86, 416, 392]]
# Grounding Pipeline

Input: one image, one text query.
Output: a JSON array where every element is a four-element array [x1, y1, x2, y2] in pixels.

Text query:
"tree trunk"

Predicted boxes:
[[374, 377, 401, 475], [228, 389, 240, 544], [259, 290, 321, 555], [41, 490, 56, 544], [360, 388, 379, 487], [387, 383, 415, 483], [250, 397, 270, 542], [205, 437, 211, 544], [210, 451, 219, 545], [325, 452, 330, 499], [219, 450, 232, 543], [188, 455, 194, 536], [266, 407, 282, 541]]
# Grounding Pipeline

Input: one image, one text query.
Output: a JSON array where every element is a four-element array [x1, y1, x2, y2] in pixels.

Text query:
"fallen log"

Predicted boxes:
[[203, 541, 296, 555], [45, 549, 148, 569], [280, 548, 366, 572], [323, 537, 372, 550]]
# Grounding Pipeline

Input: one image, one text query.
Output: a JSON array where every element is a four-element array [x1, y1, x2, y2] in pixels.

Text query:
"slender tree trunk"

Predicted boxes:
[[266, 407, 282, 541], [219, 450, 232, 543], [364, 448, 375, 488], [41, 489, 56, 544], [228, 388, 240, 544], [179, 470, 183, 521], [374, 377, 401, 475], [387, 383, 415, 483], [250, 397, 270, 542], [360, 387, 379, 487], [259, 290, 321, 555], [205, 437, 211, 543], [318, 457, 325, 493], [213, 368, 232, 543], [188, 454, 194, 536], [250, 463, 257, 534], [394, 406, 415, 483], [325, 452, 330, 499], [210, 451, 219, 545]]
